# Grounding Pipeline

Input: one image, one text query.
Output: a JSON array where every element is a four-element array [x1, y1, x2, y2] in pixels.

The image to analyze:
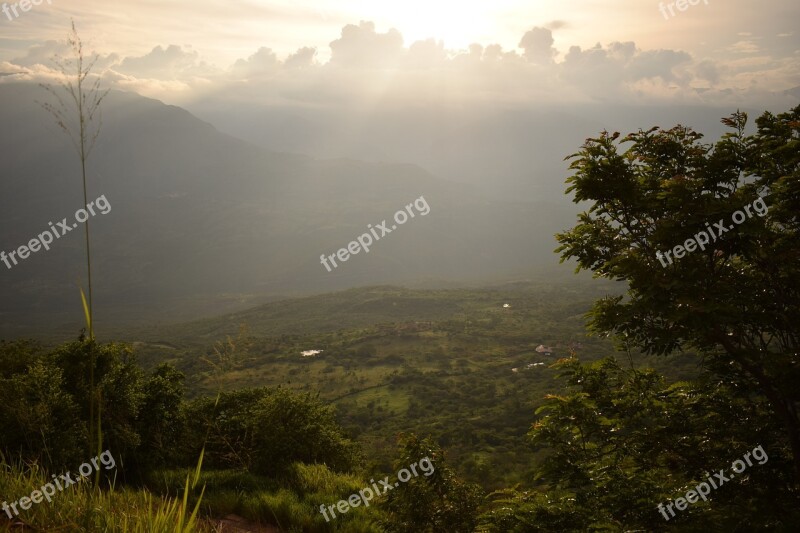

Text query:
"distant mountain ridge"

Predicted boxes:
[[0, 82, 572, 336]]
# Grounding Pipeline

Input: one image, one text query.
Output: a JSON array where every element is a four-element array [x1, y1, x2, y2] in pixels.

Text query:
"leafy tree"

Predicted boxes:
[[0, 339, 45, 378], [0, 340, 148, 472], [0, 358, 84, 468], [184, 387, 359, 476], [555, 106, 800, 483], [53, 340, 145, 463], [480, 357, 798, 531], [182, 388, 270, 470], [132, 363, 187, 470], [380, 434, 483, 532], [249, 388, 360, 476]]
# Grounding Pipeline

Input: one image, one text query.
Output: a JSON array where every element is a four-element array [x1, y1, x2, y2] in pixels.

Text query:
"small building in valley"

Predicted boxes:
[[535, 344, 554, 356]]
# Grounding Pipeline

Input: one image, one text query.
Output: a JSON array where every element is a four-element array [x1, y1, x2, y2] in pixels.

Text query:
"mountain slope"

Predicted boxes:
[[0, 83, 573, 336]]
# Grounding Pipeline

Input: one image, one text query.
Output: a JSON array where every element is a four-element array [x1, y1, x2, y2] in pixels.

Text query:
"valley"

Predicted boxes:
[[126, 282, 701, 491]]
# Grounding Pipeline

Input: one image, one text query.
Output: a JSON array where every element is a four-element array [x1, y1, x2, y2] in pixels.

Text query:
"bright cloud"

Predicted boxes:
[[0, 0, 795, 110]]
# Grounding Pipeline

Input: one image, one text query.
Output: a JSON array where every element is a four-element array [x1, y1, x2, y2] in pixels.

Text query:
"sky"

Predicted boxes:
[[0, 0, 797, 109]]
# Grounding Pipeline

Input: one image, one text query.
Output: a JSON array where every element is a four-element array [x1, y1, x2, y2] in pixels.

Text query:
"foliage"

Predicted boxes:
[[135, 282, 637, 490], [0, 339, 183, 480], [0, 456, 211, 532], [133, 363, 188, 471], [380, 434, 483, 532], [479, 357, 800, 531], [183, 387, 361, 476], [555, 106, 800, 483], [0, 354, 84, 470]]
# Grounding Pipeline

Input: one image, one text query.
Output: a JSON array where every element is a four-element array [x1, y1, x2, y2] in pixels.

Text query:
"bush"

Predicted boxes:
[[184, 387, 361, 476]]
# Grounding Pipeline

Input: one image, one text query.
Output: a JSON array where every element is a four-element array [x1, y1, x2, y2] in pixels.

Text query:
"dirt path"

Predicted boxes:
[[214, 514, 281, 533]]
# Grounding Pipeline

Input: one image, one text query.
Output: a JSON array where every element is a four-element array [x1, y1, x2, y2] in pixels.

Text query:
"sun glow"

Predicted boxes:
[[351, 0, 513, 49]]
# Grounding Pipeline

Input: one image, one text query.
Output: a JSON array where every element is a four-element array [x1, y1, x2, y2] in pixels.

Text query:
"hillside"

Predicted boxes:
[[0, 83, 573, 338], [123, 281, 701, 490]]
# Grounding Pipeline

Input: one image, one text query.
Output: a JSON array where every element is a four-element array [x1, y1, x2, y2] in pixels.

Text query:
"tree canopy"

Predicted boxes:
[[555, 106, 800, 481]]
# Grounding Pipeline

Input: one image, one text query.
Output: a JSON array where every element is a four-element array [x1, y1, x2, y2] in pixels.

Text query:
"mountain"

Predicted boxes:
[[0, 83, 573, 336], [189, 99, 753, 202]]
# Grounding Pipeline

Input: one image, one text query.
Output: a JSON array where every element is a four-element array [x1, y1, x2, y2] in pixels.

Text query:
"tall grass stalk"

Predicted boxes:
[[40, 20, 109, 459]]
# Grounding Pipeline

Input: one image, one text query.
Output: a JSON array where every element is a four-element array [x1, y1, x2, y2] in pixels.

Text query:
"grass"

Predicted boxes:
[[0, 456, 213, 532], [150, 463, 384, 531]]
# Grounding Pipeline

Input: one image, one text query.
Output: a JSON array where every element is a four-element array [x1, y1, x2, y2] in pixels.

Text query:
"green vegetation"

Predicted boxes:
[[2, 106, 798, 530], [479, 357, 799, 531], [0, 279, 705, 531], [132, 281, 663, 489], [0, 457, 211, 532]]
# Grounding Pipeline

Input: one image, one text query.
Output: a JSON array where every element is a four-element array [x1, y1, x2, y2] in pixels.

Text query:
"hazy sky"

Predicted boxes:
[[0, 0, 797, 108]]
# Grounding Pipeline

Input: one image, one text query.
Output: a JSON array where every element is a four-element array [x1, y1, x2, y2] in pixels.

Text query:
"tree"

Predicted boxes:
[[0, 340, 147, 473], [380, 434, 483, 532], [479, 357, 798, 531], [555, 106, 800, 483], [183, 387, 360, 476], [134, 363, 187, 470], [53, 340, 145, 471], [0, 359, 84, 469], [249, 388, 360, 476]]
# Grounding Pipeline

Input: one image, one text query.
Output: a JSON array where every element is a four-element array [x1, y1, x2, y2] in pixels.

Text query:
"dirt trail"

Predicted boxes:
[[215, 514, 281, 533]]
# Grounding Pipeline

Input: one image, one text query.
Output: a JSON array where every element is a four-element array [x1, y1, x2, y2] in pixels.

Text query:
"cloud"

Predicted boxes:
[[628, 49, 692, 83], [482, 44, 518, 62], [560, 41, 694, 94], [729, 40, 760, 54], [11, 41, 67, 68], [519, 27, 557, 64], [117, 45, 214, 79], [101, 69, 195, 96], [0, 61, 29, 76], [231, 47, 279, 77], [694, 60, 721, 84], [562, 42, 629, 90], [285, 47, 317, 68], [407, 39, 447, 68], [329, 21, 404, 68], [546, 20, 568, 30], [11, 40, 119, 70], [0, 20, 794, 110]]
